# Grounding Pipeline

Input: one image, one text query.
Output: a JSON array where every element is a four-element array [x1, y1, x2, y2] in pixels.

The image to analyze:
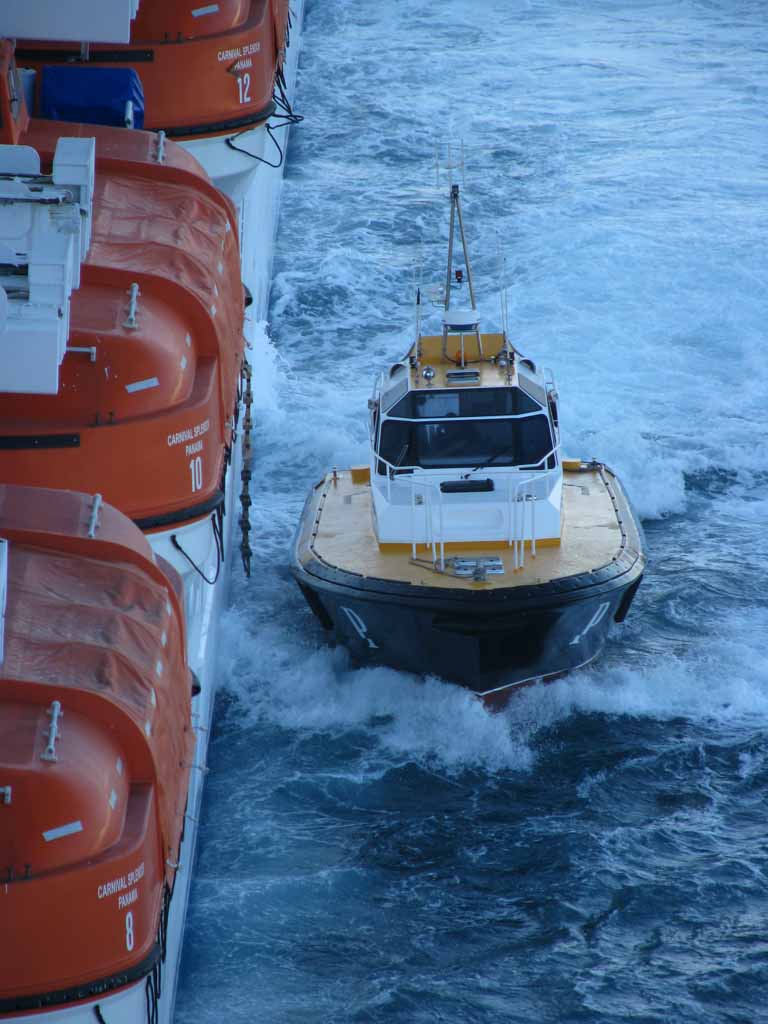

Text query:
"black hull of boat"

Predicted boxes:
[[292, 509, 644, 703]]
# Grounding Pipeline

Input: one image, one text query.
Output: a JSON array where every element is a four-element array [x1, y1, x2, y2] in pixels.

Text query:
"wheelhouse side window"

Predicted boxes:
[[378, 417, 412, 474]]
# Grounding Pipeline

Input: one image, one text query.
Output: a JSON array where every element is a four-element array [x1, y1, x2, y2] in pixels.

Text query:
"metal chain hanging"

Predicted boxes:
[[239, 358, 254, 577]]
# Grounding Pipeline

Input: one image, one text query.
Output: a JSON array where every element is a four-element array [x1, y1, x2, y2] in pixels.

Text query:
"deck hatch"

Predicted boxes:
[[446, 368, 481, 384]]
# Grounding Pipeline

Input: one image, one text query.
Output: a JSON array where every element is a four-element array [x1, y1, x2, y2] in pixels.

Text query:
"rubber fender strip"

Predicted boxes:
[[15, 48, 154, 63], [0, 944, 160, 1013], [0, 433, 79, 449], [161, 101, 276, 138], [133, 490, 224, 531]]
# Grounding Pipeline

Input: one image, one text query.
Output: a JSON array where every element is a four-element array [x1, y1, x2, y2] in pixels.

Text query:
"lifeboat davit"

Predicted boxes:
[[14, 0, 294, 200], [0, 64, 246, 536], [0, 484, 193, 1013]]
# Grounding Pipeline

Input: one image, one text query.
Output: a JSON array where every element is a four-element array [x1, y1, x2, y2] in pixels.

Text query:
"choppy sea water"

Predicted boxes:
[[176, 2, 768, 1021]]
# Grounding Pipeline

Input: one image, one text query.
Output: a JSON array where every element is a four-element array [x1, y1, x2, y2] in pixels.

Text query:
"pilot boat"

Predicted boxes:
[[0, 31, 253, 1022], [292, 185, 645, 705], [14, 0, 297, 202]]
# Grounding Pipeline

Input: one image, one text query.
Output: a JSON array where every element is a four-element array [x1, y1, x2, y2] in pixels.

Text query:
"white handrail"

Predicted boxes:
[[374, 440, 561, 480], [402, 467, 543, 569]]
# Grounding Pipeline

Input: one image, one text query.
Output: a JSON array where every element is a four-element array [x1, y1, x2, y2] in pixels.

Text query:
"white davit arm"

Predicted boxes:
[[0, 137, 95, 395], [0, 0, 140, 44]]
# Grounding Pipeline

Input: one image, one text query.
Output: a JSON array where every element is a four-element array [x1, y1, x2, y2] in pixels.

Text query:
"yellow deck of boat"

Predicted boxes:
[[300, 463, 638, 592]]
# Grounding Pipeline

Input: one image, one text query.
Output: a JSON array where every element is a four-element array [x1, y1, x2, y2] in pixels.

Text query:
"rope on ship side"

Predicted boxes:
[[144, 879, 174, 1024], [170, 359, 252, 581], [170, 509, 224, 586], [145, 969, 159, 1024], [225, 44, 304, 169]]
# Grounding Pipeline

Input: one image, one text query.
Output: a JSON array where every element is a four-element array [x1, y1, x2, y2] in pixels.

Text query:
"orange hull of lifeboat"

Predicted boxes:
[[17, 0, 291, 140], [0, 485, 193, 1011], [0, 119, 245, 530]]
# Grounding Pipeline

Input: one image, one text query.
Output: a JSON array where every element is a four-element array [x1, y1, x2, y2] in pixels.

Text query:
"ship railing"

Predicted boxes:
[[374, 445, 560, 501], [371, 446, 560, 572]]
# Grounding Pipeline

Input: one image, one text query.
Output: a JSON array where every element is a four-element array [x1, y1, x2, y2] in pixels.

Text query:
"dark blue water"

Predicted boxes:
[[176, 2, 768, 1021]]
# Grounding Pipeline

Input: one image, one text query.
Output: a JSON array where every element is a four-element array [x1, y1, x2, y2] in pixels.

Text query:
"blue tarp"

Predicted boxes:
[[40, 66, 145, 130]]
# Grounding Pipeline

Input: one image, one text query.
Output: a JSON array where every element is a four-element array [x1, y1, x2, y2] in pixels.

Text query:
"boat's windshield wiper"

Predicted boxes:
[[389, 443, 410, 477], [462, 445, 515, 480]]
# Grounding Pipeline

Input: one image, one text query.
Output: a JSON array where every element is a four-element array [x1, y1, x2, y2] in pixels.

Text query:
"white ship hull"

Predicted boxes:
[[182, 125, 269, 210]]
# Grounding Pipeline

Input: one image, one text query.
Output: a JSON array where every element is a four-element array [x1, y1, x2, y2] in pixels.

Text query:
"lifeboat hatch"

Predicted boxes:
[[0, 699, 130, 877]]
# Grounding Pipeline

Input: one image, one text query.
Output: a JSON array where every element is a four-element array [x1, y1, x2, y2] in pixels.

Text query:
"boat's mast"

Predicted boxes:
[[442, 184, 482, 366], [454, 185, 476, 311], [444, 184, 478, 313]]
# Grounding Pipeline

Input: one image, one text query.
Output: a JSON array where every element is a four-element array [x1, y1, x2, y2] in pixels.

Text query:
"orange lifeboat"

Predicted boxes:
[[15, 0, 290, 148], [15, 0, 291, 143], [0, 484, 193, 1012], [0, 106, 246, 531]]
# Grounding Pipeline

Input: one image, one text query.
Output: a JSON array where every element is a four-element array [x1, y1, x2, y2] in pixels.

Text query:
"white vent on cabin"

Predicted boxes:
[[0, 137, 95, 395]]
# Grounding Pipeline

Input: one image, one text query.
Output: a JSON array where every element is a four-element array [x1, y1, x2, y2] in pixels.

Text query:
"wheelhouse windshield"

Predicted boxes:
[[377, 386, 555, 472]]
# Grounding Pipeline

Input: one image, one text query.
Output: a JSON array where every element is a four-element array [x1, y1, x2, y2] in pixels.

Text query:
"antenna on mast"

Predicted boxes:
[[497, 233, 509, 337], [411, 240, 425, 365], [436, 141, 467, 192], [496, 234, 513, 382]]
